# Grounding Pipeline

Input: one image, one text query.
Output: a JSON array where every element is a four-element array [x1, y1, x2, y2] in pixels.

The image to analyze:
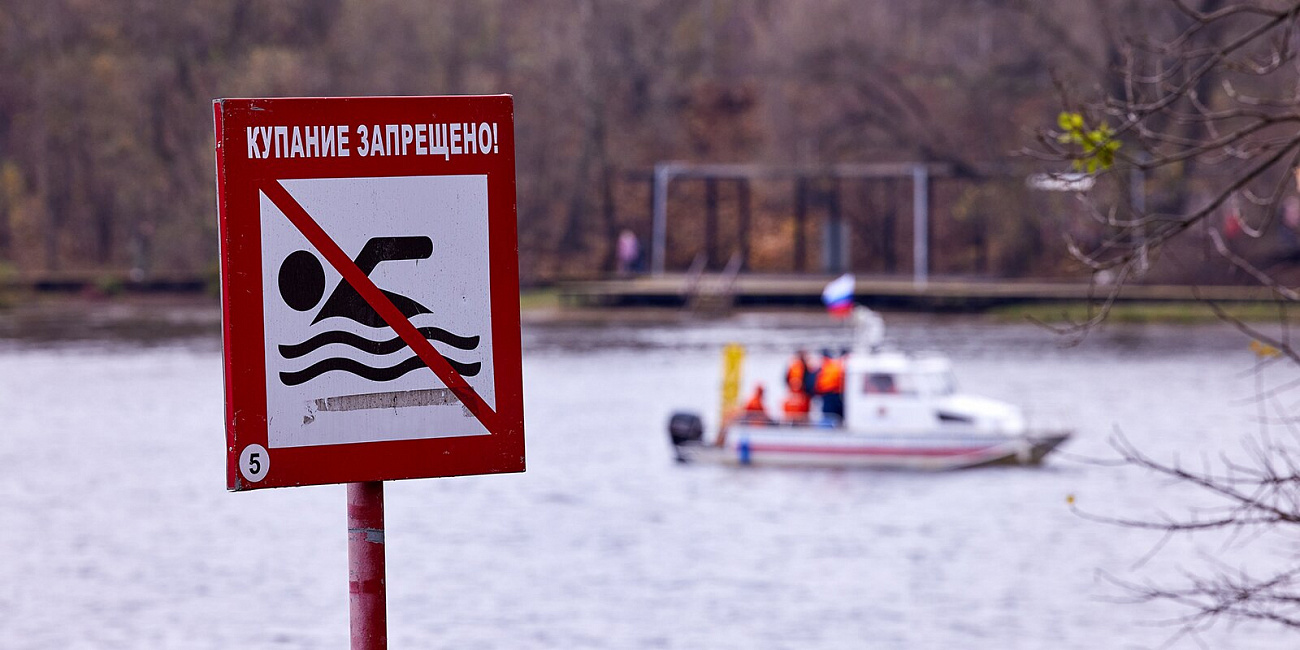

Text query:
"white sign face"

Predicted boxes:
[[258, 175, 495, 448]]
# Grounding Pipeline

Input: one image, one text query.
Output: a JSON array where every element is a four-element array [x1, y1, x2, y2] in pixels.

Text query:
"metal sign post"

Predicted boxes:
[[348, 482, 387, 649]]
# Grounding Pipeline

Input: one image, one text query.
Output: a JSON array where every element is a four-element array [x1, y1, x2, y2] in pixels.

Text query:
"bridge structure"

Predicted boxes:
[[647, 161, 951, 287]]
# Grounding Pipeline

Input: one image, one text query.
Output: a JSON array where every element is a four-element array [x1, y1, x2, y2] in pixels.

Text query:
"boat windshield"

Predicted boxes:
[[917, 370, 956, 396], [866, 370, 956, 396], [863, 373, 897, 394]]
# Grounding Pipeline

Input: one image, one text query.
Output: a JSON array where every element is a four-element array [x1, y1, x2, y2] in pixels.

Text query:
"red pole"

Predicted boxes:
[[348, 481, 387, 649]]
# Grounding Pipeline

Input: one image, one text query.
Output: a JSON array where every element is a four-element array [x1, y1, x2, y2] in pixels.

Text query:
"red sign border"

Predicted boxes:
[[213, 96, 525, 491]]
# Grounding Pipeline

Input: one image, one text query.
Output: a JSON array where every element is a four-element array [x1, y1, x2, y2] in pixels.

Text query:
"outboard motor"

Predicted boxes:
[[668, 411, 704, 446]]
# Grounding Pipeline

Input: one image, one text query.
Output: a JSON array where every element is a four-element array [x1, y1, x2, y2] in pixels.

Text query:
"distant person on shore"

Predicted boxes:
[[616, 229, 640, 276], [814, 348, 845, 423]]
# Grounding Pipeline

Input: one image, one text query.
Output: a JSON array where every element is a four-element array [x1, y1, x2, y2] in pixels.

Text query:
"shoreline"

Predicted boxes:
[[0, 290, 1289, 345]]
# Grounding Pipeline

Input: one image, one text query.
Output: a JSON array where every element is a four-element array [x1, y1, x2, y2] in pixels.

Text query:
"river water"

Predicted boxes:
[[0, 306, 1293, 648]]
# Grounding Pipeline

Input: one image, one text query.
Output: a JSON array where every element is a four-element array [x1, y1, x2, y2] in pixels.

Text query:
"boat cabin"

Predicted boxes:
[[838, 350, 1024, 434]]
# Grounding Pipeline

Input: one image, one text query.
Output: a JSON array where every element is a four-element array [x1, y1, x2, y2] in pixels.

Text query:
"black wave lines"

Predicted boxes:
[[279, 327, 479, 359], [280, 354, 481, 387]]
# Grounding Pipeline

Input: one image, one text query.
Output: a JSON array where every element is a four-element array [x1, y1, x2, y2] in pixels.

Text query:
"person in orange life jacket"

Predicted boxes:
[[814, 348, 846, 422], [740, 383, 774, 425], [782, 389, 811, 423], [785, 349, 814, 394], [782, 350, 813, 422]]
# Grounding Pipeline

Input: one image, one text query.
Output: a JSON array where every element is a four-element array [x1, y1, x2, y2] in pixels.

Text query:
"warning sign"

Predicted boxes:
[[214, 96, 524, 490]]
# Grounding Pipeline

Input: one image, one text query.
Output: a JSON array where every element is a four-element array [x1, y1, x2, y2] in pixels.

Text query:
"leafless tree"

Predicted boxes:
[[0, 0, 1228, 284], [1037, 1, 1300, 292], [1036, 0, 1300, 636]]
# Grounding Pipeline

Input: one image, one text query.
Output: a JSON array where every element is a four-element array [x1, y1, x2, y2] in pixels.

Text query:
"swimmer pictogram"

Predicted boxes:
[[253, 172, 504, 452], [275, 235, 483, 386]]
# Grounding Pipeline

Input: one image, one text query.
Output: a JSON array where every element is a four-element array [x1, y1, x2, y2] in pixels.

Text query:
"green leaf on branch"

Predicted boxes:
[[1056, 111, 1121, 173]]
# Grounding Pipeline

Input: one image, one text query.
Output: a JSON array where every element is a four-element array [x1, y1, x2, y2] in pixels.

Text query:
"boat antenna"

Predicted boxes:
[[852, 306, 885, 351]]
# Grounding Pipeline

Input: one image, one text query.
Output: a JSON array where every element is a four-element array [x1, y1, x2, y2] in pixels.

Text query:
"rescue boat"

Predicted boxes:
[[667, 309, 1071, 470]]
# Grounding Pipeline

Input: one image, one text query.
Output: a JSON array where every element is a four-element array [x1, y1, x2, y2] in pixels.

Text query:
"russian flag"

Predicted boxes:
[[821, 273, 855, 318]]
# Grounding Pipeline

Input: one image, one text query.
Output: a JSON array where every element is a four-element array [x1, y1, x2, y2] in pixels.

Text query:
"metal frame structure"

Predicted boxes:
[[650, 162, 949, 287]]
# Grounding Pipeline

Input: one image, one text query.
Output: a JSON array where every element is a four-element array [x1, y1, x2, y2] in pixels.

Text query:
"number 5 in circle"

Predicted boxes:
[[239, 444, 270, 483]]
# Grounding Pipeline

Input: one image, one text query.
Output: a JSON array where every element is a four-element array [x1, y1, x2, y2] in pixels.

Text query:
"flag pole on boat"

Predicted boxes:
[[719, 343, 745, 444]]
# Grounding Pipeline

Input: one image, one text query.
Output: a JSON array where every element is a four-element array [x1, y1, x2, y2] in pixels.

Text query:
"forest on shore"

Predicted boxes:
[[0, 1, 1278, 287]]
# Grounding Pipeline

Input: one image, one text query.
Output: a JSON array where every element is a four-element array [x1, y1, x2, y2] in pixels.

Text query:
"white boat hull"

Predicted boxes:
[[672, 423, 1070, 471], [669, 308, 1073, 471]]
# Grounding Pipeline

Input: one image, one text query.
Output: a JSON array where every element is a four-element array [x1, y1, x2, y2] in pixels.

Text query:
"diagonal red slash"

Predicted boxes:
[[261, 179, 501, 434]]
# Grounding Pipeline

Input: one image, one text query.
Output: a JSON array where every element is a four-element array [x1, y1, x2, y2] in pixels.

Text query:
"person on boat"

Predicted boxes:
[[785, 349, 814, 395], [814, 348, 846, 423], [782, 389, 811, 423], [740, 383, 774, 425], [783, 350, 814, 423]]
